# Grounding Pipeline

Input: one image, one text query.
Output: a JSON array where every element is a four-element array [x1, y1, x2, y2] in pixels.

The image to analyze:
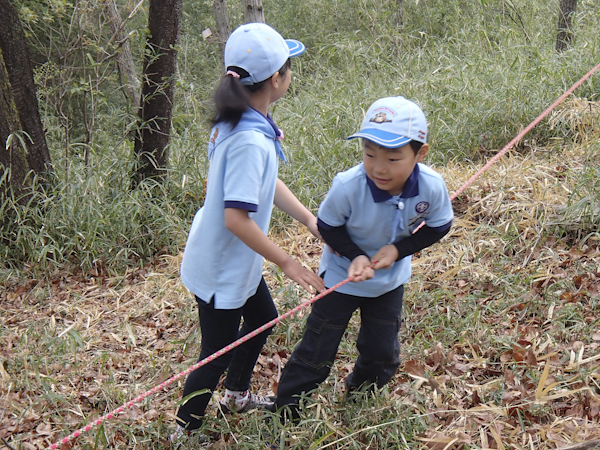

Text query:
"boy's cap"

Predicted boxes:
[[224, 23, 306, 85], [348, 96, 427, 147]]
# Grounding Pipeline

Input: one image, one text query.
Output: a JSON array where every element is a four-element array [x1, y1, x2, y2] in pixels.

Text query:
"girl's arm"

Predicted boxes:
[[274, 178, 321, 239], [224, 207, 325, 293]]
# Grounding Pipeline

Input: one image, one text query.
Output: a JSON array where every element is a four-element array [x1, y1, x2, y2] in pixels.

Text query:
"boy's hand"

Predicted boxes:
[[348, 255, 374, 282], [371, 245, 399, 270]]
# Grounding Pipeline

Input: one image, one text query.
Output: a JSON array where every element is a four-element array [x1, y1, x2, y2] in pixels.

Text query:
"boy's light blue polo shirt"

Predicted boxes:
[[180, 108, 283, 309], [318, 162, 453, 297]]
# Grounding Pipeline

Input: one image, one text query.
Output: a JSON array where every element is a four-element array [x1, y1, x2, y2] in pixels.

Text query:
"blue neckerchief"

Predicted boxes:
[[208, 108, 287, 163], [363, 164, 421, 242]]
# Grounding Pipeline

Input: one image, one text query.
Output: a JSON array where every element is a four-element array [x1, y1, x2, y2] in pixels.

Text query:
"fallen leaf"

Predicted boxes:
[[404, 360, 426, 377], [526, 348, 537, 366], [418, 430, 456, 450], [36, 422, 52, 435], [512, 344, 526, 362]]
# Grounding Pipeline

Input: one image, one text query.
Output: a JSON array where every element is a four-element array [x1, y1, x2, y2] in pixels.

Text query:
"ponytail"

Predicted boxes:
[[212, 59, 292, 128]]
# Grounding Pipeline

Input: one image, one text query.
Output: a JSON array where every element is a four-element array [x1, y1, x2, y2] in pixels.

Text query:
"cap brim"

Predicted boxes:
[[347, 129, 411, 148], [286, 39, 306, 57]]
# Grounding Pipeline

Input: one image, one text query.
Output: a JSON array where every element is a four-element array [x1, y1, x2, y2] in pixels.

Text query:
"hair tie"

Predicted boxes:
[[226, 70, 240, 79]]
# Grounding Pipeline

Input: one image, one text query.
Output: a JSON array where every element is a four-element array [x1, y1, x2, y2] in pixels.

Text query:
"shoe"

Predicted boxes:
[[170, 425, 210, 448], [276, 403, 301, 425], [343, 379, 376, 403], [219, 391, 275, 413]]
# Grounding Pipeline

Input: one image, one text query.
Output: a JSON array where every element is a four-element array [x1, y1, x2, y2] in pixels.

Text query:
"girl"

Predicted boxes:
[[174, 23, 324, 437]]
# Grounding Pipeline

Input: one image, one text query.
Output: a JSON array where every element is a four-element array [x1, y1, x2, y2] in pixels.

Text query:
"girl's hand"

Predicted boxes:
[[348, 255, 374, 282], [371, 245, 399, 270], [281, 258, 325, 293]]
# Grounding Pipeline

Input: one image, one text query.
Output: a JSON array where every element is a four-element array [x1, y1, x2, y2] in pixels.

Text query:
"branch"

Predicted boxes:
[[1, 437, 16, 450], [558, 440, 600, 450]]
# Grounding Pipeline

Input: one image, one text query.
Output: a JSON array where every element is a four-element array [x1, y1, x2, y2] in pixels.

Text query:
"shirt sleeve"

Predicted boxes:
[[419, 176, 454, 229], [317, 219, 369, 261], [393, 222, 452, 261], [222, 143, 267, 211], [317, 175, 352, 228]]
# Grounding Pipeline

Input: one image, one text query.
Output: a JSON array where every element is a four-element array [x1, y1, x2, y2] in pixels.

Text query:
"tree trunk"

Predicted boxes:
[[0, 50, 30, 198], [132, 0, 182, 187], [0, 0, 51, 177], [556, 0, 578, 52], [213, 0, 231, 62], [104, 0, 140, 109], [242, 0, 265, 23]]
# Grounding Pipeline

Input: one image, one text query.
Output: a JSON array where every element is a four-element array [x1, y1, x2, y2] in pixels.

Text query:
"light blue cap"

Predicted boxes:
[[224, 23, 306, 85], [348, 96, 428, 147]]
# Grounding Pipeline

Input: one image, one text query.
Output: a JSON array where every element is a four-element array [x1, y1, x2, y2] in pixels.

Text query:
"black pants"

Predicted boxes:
[[176, 278, 278, 430], [276, 285, 404, 409]]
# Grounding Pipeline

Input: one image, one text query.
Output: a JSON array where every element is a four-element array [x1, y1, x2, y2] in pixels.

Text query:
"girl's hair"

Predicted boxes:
[[212, 59, 291, 128]]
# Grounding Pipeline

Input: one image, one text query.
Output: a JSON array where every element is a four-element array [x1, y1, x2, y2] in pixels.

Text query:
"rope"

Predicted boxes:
[[45, 60, 600, 449]]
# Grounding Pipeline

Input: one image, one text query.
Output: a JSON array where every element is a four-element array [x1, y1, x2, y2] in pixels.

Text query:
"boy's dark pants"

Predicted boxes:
[[176, 278, 278, 430], [276, 285, 404, 411]]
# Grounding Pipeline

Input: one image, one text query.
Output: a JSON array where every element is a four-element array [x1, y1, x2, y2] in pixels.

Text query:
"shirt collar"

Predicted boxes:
[[252, 107, 283, 139], [208, 108, 286, 162], [364, 163, 421, 203], [252, 108, 287, 163], [265, 112, 283, 139]]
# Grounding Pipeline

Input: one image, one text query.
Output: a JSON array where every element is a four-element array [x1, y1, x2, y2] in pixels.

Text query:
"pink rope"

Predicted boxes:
[[46, 277, 353, 450], [45, 61, 600, 449]]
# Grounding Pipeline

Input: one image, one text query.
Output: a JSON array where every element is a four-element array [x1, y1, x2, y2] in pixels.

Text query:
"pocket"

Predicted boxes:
[[306, 313, 326, 334], [297, 313, 343, 368]]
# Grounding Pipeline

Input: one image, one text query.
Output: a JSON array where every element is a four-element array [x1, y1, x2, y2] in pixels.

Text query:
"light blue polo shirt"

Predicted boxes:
[[318, 163, 453, 297], [180, 108, 284, 309]]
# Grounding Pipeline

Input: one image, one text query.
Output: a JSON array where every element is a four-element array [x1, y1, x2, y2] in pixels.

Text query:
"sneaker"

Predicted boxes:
[[343, 379, 376, 403], [219, 392, 275, 413], [170, 425, 210, 448]]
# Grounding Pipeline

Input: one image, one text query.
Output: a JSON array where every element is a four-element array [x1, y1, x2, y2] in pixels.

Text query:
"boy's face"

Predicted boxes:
[[362, 139, 429, 196]]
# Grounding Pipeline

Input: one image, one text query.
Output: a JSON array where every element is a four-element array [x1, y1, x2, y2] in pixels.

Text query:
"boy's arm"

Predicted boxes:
[[393, 221, 452, 261], [371, 222, 452, 270], [317, 219, 368, 261], [274, 178, 320, 239], [318, 220, 374, 282]]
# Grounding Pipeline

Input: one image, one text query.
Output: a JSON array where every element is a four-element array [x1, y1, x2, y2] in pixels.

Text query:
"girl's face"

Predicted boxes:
[[270, 69, 292, 103], [362, 139, 429, 196]]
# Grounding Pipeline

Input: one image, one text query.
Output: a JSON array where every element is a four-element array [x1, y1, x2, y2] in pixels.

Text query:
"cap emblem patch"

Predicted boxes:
[[370, 112, 392, 124]]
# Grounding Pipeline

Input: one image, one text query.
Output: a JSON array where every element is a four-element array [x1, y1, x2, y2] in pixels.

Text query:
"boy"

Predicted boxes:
[[274, 96, 454, 417]]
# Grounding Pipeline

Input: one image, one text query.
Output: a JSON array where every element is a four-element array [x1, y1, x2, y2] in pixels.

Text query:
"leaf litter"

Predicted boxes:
[[1, 98, 600, 449]]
